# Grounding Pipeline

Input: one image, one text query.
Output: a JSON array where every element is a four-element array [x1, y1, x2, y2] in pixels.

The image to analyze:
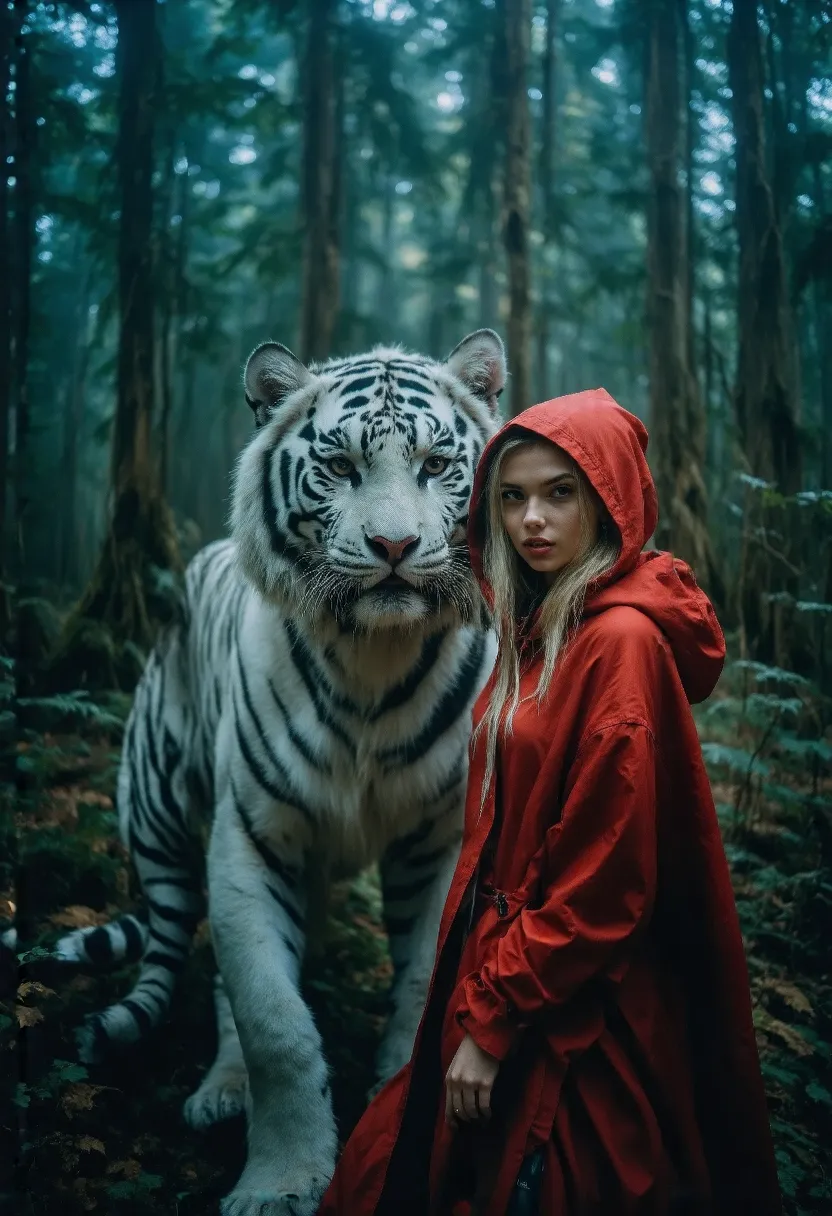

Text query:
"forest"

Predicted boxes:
[[0, 0, 831, 1212]]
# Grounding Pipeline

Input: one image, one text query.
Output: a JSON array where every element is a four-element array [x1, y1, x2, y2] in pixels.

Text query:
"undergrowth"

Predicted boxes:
[[694, 657, 832, 1211], [0, 667, 830, 1213]]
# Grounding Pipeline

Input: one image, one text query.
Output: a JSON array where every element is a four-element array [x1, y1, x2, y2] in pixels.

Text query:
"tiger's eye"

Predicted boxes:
[[328, 457, 354, 477], [422, 455, 449, 477]]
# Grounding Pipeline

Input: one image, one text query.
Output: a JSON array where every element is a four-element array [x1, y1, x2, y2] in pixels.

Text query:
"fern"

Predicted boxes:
[[17, 691, 125, 732], [701, 741, 770, 776], [731, 660, 811, 687]]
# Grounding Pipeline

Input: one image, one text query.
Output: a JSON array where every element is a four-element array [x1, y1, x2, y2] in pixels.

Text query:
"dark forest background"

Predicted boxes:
[[1, 0, 831, 1212]]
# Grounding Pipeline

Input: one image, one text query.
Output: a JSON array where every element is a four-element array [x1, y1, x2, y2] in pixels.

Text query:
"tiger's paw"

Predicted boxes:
[[75, 1013, 108, 1065], [184, 1067, 249, 1128], [219, 1176, 328, 1216]]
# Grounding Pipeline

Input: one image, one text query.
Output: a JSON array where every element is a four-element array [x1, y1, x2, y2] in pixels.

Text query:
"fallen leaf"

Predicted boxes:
[[77, 1136, 106, 1155], [48, 906, 111, 930], [61, 1083, 107, 1116], [15, 1005, 44, 1028], [17, 980, 56, 1000], [106, 1158, 141, 1180], [76, 790, 113, 808]]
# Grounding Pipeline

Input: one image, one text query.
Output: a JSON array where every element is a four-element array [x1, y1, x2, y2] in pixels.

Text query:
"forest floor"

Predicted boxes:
[[1, 668, 831, 1215]]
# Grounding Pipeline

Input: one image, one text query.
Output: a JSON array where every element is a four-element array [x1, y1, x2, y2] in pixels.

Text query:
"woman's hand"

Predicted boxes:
[[444, 1033, 500, 1127]]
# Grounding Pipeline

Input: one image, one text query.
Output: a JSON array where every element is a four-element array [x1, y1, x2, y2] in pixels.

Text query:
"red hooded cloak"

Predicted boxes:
[[317, 390, 781, 1216]]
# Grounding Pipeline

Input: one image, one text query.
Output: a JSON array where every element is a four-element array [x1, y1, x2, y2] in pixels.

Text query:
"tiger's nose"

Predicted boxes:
[[365, 534, 420, 565]]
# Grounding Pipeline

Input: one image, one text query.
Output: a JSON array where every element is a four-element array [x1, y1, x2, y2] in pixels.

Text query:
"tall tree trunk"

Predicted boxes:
[[59, 261, 92, 589], [477, 173, 499, 331], [173, 133, 196, 518], [298, 0, 340, 363], [536, 0, 559, 403], [156, 125, 178, 497], [379, 175, 396, 344], [0, 3, 14, 578], [12, 0, 34, 578], [678, 0, 696, 375], [46, 0, 181, 693], [502, 0, 532, 416], [727, 0, 801, 493], [472, 16, 501, 333], [644, 0, 717, 588], [791, 7, 830, 486]]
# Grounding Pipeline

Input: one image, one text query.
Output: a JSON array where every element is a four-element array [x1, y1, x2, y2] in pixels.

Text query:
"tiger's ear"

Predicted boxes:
[[244, 342, 314, 428], [444, 329, 506, 413]]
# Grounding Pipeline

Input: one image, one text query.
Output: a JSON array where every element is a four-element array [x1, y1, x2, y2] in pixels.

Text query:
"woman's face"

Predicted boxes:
[[499, 441, 599, 584]]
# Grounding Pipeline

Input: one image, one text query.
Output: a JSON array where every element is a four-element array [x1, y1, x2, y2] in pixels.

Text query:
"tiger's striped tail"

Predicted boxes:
[[54, 913, 149, 968], [57, 621, 206, 1065]]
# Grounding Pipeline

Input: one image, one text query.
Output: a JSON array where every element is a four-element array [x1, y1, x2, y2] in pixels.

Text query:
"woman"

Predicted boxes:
[[317, 390, 781, 1216]]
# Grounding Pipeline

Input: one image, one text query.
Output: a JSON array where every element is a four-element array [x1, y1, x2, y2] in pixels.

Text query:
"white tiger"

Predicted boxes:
[[56, 330, 505, 1215]]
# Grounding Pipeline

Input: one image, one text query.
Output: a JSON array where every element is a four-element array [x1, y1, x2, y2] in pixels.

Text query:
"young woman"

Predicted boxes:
[[316, 390, 781, 1216]]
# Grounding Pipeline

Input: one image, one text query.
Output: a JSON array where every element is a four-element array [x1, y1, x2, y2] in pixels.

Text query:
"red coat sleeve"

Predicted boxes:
[[460, 722, 658, 1060]]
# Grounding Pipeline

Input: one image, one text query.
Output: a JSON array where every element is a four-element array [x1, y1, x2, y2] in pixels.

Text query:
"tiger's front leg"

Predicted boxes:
[[375, 803, 464, 1086], [208, 789, 335, 1216]]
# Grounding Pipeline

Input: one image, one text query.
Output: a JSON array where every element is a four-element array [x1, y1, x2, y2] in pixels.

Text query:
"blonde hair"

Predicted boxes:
[[473, 435, 620, 813]]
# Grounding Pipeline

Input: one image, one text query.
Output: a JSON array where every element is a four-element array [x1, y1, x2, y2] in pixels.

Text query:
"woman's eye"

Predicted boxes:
[[422, 455, 449, 477], [552, 485, 572, 498], [501, 489, 522, 502], [327, 456, 354, 478]]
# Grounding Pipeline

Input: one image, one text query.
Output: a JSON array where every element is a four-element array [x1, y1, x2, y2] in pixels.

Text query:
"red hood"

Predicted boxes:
[[467, 388, 725, 703]]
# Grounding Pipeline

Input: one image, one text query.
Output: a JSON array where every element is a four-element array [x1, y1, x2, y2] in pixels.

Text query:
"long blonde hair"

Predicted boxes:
[[473, 435, 621, 812]]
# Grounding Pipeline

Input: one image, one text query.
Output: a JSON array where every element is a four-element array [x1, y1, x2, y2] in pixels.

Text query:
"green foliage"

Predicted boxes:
[[698, 651, 832, 1212], [17, 689, 128, 734], [15, 1059, 90, 1108], [107, 1173, 164, 1201]]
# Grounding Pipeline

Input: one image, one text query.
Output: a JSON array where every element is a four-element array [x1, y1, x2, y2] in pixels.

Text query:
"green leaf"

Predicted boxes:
[[701, 741, 770, 776], [108, 1173, 164, 1199], [773, 1147, 807, 1198], [50, 1059, 89, 1084], [805, 1081, 832, 1109], [761, 1061, 800, 1088], [16, 946, 53, 964], [731, 660, 811, 687]]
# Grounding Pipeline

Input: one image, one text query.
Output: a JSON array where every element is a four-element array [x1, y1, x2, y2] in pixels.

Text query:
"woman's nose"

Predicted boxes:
[[523, 498, 546, 526]]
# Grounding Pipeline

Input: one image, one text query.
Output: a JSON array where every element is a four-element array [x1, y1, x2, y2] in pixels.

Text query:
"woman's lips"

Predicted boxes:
[[523, 539, 554, 553]]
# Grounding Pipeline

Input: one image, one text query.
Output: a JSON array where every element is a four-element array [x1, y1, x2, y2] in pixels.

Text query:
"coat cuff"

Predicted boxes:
[[456, 975, 519, 1061]]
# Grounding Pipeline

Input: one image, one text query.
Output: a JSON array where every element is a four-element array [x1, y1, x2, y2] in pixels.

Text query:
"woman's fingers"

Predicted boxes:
[[460, 1081, 479, 1122], [444, 1034, 501, 1127], [445, 1076, 492, 1125], [445, 1082, 459, 1127]]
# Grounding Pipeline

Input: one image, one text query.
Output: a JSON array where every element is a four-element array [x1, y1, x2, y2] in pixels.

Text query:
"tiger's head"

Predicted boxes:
[[231, 330, 506, 633]]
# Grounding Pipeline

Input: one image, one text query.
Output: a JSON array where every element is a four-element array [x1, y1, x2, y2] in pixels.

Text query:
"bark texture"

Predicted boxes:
[[46, 0, 181, 693], [0, 4, 14, 575], [536, 0, 559, 403], [12, 0, 34, 575], [299, 0, 341, 363], [727, 0, 801, 493], [644, 0, 717, 591], [502, 0, 532, 417]]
